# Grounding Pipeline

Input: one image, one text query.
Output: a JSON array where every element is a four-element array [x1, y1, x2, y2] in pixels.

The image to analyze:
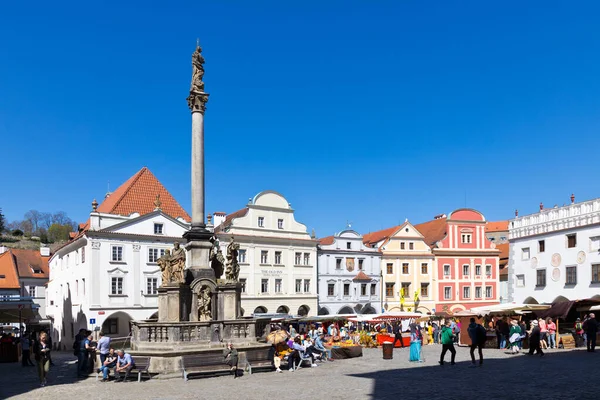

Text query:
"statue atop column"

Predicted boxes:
[[225, 237, 240, 282], [187, 44, 210, 112], [209, 236, 225, 279], [158, 243, 187, 286]]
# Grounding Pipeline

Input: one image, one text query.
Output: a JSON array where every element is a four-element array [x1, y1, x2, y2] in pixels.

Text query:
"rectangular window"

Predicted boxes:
[[358, 259, 364, 270], [485, 286, 492, 298], [409, 242, 414, 250], [76, 280, 78, 295], [400, 242, 405, 250], [261, 279, 269, 293], [29, 286, 36, 298], [443, 287, 452, 300], [420, 283, 429, 297], [385, 283, 394, 297], [277, 219, 284, 229], [240, 278, 246, 293], [370, 284, 376, 295], [567, 234, 577, 248], [386, 263, 393, 274], [536, 269, 546, 287], [421, 263, 428, 274], [463, 286, 470, 299], [475, 265, 482, 276], [336, 259, 342, 269], [401, 282, 410, 296], [344, 283, 350, 296], [111, 246, 123, 262], [260, 251, 268, 264], [462, 265, 469, 276], [303, 253, 310, 265], [238, 249, 247, 263], [105, 318, 118, 334], [275, 279, 282, 293], [81, 247, 85, 263], [295, 253, 302, 265], [258, 217, 264, 227], [402, 263, 409, 274], [591, 237, 600, 252], [475, 286, 482, 298], [111, 277, 123, 295], [327, 283, 335, 296], [148, 248, 165, 263], [274, 251, 282, 265], [592, 264, 600, 284], [462, 234, 472, 244], [146, 278, 158, 295], [566, 266, 577, 285], [516, 275, 525, 287], [303, 279, 310, 293], [82, 278, 85, 295], [538, 240, 545, 253], [486, 264, 492, 276], [346, 242, 351, 250], [295, 279, 302, 293], [361, 284, 367, 296], [154, 223, 163, 234], [443, 264, 450, 276]]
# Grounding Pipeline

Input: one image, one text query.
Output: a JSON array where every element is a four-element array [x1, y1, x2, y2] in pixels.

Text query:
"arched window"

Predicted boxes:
[[297, 305, 310, 317]]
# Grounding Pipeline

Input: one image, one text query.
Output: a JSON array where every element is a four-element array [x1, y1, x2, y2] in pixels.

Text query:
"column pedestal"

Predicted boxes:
[[158, 284, 191, 322], [216, 283, 242, 321]]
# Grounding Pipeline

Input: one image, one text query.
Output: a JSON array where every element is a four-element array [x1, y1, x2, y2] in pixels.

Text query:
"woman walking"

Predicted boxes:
[[508, 320, 522, 353], [33, 332, 51, 387], [409, 323, 423, 362]]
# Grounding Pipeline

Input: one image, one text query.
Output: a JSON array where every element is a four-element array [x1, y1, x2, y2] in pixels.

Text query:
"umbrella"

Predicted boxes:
[[267, 329, 288, 344]]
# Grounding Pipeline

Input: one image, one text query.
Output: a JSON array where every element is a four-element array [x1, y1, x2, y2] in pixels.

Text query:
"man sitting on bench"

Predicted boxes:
[[115, 349, 135, 382], [223, 342, 239, 378]]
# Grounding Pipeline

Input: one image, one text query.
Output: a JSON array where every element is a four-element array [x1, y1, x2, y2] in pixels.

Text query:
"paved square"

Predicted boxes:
[[1, 346, 597, 399]]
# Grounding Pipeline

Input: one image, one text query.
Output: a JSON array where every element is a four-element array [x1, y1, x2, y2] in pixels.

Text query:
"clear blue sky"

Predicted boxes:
[[1, 1, 599, 236]]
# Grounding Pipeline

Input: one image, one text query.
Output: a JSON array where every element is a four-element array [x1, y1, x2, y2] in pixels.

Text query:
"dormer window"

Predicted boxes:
[[154, 223, 164, 235], [258, 217, 264, 228], [30, 266, 43, 274]]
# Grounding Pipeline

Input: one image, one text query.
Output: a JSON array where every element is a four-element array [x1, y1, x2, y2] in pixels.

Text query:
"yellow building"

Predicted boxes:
[[364, 221, 436, 314]]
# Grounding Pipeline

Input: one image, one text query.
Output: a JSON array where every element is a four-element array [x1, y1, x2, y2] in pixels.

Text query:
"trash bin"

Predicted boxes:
[[382, 342, 393, 359]]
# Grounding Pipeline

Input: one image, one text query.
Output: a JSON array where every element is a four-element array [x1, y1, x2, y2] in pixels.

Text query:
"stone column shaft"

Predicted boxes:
[[191, 110, 205, 229]]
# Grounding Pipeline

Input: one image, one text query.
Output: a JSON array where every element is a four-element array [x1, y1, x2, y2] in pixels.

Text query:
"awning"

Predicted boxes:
[[371, 312, 423, 321], [470, 303, 551, 317]]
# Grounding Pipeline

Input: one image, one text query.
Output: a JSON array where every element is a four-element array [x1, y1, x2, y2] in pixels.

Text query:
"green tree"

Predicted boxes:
[[47, 223, 72, 243], [0, 208, 5, 233]]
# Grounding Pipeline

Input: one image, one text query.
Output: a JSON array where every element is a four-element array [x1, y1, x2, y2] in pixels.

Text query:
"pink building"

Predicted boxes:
[[414, 209, 500, 314]]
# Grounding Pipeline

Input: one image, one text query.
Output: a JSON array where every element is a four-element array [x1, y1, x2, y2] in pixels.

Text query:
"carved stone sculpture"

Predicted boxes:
[[158, 249, 172, 285], [170, 242, 186, 284], [198, 285, 212, 321], [225, 237, 240, 282], [209, 236, 225, 279], [187, 45, 210, 112]]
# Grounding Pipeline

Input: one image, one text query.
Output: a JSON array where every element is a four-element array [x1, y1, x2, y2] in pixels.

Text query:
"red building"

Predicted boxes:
[[414, 209, 500, 314]]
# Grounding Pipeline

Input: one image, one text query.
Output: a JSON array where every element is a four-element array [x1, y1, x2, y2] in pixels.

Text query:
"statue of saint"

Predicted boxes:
[[225, 238, 240, 282], [170, 242, 186, 284], [209, 236, 225, 279], [198, 286, 212, 321], [190, 46, 205, 93], [157, 249, 172, 285]]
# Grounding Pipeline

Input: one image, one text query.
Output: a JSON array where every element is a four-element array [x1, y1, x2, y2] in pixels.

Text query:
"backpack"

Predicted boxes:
[[576, 322, 583, 331]]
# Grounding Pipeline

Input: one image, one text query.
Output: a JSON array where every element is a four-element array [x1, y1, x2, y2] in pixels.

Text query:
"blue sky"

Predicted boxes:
[[1, 1, 599, 236]]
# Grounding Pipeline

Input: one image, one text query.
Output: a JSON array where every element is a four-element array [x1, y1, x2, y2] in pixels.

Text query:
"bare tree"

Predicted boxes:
[[24, 210, 42, 234], [40, 212, 53, 229], [51, 211, 70, 225]]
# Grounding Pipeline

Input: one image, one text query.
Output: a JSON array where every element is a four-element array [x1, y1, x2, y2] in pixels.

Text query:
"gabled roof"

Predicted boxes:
[[363, 225, 402, 246], [486, 221, 509, 232], [319, 236, 334, 245], [413, 217, 447, 249], [9, 249, 49, 279], [0, 252, 22, 289], [97, 167, 190, 222], [215, 207, 249, 232], [496, 243, 509, 272], [353, 271, 372, 281]]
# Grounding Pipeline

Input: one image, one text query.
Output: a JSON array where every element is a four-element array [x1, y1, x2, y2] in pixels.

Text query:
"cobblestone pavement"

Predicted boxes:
[[1, 346, 598, 400]]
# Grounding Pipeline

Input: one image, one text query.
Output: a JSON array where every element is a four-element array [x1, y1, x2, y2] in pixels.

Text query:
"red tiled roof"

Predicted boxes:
[[215, 208, 249, 232], [97, 167, 190, 222], [10, 248, 49, 279], [363, 225, 401, 246], [486, 221, 509, 232], [352, 271, 372, 281], [319, 236, 334, 245], [413, 217, 447, 248], [496, 243, 509, 269], [0, 252, 22, 289]]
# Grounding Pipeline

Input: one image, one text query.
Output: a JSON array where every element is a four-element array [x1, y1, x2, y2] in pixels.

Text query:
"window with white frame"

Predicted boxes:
[[344, 283, 351, 296], [274, 251, 282, 265], [361, 284, 367, 296], [29, 286, 36, 298], [295, 279, 302, 293], [277, 219, 284, 229], [409, 242, 414, 250], [240, 278, 246, 293], [303, 279, 310, 293], [591, 237, 600, 252], [146, 278, 158, 295], [303, 253, 310, 265], [295, 253, 302, 265], [258, 217, 264, 228], [443, 264, 451, 276], [238, 249, 247, 263], [521, 248, 530, 260], [154, 223, 163, 234], [358, 259, 364, 270], [261, 279, 268, 293], [485, 286, 492, 298], [461, 234, 472, 244], [516, 275, 525, 287], [370, 284, 376, 295], [421, 263, 428, 274], [111, 246, 123, 262], [475, 264, 482, 276], [148, 248, 166, 263], [462, 265, 469, 276], [260, 251, 268, 264], [443, 287, 452, 300], [111, 277, 123, 295], [475, 286, 482, 298], [327, 283, 335, 296], [463, 286, 470, 299], [81, 247, 86, 263], [485, 264, 492, 276], [275, 279, 282, 293], [336, 259, 342, 269]]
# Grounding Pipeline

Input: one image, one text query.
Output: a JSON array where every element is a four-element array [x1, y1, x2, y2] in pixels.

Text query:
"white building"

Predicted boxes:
[[215, 191, 318, 317], [47, 167, 190, 349], [509, 196, 600, 304], [317, 228, 382, 315]]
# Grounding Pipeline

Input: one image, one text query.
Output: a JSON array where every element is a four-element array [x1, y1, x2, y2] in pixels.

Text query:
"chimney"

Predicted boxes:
[[213, 212, 227, 228], [515, 209, 519, 217], [539, 202, 544, 211], [571, 193, 575, 204], [0, 246, 7, 255], [40, 247, 50, 257]]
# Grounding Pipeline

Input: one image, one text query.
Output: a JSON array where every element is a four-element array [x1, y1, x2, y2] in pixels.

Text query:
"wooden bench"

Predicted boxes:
[[96, 356, 152, 382], [243, 348, 274, 374], [182, 353, 234, 381]]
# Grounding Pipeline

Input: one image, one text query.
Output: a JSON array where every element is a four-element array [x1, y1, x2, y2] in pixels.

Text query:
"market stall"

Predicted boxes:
[[370, 312, 424, 348]]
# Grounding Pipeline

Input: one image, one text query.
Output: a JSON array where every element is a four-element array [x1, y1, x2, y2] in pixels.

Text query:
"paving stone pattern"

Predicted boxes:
[[1, 345, 598, 400]]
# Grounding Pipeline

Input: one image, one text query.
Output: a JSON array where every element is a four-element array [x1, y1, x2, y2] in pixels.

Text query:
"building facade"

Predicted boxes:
[[215, 191, 318, 317], [485, 221, 509, 244], [317, 229, 381, 315], [364, 222, 435, 314], [46, 167, 190, 349], [509, 196, 600, 304]]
